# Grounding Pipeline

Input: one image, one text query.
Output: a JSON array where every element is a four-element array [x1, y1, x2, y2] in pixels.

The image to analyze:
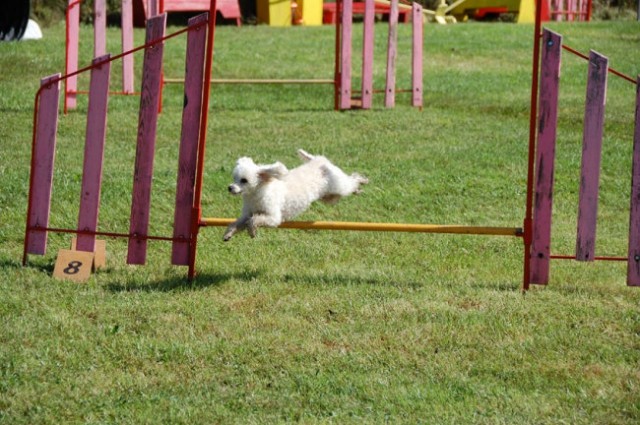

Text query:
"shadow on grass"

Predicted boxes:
[[282, 272, 522, 292], [13, 257, 55, 275], [104, 270, 262, 293], [282, 272, 426, 290], [0, 258, 23, 270]]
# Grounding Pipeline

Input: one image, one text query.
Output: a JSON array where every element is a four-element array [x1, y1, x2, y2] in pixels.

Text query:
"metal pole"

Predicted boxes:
[[523, 0, 544, 291], [188, 0, 217, 280]]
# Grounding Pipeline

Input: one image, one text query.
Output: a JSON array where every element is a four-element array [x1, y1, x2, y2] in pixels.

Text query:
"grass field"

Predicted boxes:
[[1, 17, 640, 423]]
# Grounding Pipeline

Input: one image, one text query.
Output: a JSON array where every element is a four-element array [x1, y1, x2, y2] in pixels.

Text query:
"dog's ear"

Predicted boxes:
[[297, 149, 314, 162], [258, 162, 288, 182], [237, 157, 255, 167]]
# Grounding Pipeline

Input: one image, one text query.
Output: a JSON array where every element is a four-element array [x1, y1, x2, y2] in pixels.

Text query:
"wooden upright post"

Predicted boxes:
[[384, 0, 399, 108], [25, 74, 61, 256], [339, 0, 353, 110], [360, 0, 375, 109], [94, 0, 106, 58], [530, 29, 562, 285], [172, 13, 209, 266], [575, 51, 608, 261], [127, 13, 167, 265], [76, 55, 111, 253], [65, 0, 79, 112], [411, 2, 423, 108], [627, 76, 640, 286], [122, 0, 135, 94]]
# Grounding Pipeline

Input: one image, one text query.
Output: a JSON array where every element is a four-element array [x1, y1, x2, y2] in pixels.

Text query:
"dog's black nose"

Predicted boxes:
[[228, 185, 233, 192]]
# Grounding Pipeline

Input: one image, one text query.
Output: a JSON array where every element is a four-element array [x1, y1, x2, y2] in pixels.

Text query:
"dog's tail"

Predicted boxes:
[[297, 149, 314, 162]]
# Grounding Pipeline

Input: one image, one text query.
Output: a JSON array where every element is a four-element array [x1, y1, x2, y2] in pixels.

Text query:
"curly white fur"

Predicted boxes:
[[223, 149, 368, 241]]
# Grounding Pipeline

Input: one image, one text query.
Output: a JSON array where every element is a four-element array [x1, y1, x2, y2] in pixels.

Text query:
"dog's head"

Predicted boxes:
[[228, 157, 288, 195]]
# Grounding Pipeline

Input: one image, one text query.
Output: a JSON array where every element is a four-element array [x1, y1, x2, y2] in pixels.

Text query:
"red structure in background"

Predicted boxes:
[[133, 0, 241, 26], [548, 0, 592, 21]]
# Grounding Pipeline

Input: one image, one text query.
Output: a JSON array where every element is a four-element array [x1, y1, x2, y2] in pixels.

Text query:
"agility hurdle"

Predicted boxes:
[[525, 28, 640, 289], [336, 0, 423, 110], [65, 0, 136, 113], [23, 0, 521, 283], [30, 1, 638, 288], [23, 4, 521, 281]]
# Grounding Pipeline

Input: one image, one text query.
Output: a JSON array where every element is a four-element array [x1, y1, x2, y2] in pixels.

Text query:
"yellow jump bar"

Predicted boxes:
[[201, 218, 523, 237]]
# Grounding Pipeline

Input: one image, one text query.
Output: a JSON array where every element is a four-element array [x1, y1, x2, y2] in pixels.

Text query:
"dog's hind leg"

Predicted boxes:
[[350, 173, 369, 194]]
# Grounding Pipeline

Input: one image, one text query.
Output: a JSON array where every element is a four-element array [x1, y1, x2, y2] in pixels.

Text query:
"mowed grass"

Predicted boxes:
[[1, 18, 640, 423]]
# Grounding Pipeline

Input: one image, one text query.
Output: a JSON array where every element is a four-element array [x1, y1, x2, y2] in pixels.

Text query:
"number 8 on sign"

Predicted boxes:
[[53, 249, 94, 282], [63, 261, 83, 275]]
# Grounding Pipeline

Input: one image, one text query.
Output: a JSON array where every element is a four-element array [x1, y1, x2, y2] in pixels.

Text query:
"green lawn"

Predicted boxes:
[[1, 18, 639, 424]]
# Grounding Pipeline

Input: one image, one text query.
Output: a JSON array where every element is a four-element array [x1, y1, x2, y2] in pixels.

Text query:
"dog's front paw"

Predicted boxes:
[[248, 221, 258, 238], [223, 226, 236, 241]]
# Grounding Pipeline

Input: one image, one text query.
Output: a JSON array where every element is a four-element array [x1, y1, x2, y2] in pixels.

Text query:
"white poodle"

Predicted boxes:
[[223, 149, 368, 241]]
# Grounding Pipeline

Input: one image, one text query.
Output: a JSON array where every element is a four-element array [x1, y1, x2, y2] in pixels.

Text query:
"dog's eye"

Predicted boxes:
[[240, 178, 248, 184]]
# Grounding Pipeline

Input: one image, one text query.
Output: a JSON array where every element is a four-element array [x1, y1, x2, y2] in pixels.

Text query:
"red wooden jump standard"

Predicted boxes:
[[24, 12, 212, 275], [528, 28, 640, 287]]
